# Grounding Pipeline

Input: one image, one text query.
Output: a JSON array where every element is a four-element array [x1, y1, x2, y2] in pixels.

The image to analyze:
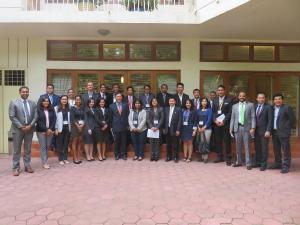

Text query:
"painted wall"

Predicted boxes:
[[1, 37, 300, 153]]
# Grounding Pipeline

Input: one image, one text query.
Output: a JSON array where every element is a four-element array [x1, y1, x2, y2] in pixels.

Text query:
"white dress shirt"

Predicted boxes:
[[169, 106, 175, 127]]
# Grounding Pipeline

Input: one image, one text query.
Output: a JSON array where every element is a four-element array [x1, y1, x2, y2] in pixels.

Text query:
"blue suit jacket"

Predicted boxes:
[[109, 102, 129, 132], [39, 93, 60, 107]]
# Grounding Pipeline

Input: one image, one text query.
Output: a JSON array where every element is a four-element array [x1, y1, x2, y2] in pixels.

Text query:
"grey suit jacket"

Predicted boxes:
[[9, 99, 37, 133], [230, 101, 256, 133]]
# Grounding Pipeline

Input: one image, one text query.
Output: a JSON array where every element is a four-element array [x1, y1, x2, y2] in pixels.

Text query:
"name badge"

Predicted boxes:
[[154, 120, 159, 125], [183, 121, 188, 126], [146, 104, 150, 108], [218, 110, 222, 114], [63, 121, 69, 125], [199, 121, 204, 126], [78, 120, 84, 125], [133, 120, 138, 125]]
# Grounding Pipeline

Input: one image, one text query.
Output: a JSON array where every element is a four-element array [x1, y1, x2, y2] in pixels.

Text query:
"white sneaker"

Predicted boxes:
[[43, 164, 50, 169], [59, 161, 65, 165], [64, 160, 70, 164]]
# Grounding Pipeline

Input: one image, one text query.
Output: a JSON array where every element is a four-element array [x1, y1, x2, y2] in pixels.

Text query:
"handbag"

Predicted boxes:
[[198, 131, 210, 154]]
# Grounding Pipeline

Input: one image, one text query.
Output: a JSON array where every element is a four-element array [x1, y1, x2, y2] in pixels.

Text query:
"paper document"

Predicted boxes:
[[147, 129, 160, 139], [216, 114, 225, 122]]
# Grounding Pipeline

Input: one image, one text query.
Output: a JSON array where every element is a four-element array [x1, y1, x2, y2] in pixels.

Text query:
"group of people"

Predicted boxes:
[[9, 81, 295, 176]]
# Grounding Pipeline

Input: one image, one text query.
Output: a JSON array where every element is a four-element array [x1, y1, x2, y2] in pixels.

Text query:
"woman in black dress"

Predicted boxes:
[[95, 98, 110, 161], [83, 98, 97, 161], [70, 95, 85, 164]]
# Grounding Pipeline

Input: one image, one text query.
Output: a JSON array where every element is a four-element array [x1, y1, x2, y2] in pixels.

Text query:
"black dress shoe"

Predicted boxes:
[[260, 167, 266, 171], [252, 164, 261, 168], [174, 158, 179, 163], [247, 166, 252, 170], [232, 163, 242, 167], [268, 164, 282, 169], [280, 168, 289, 174], [150, 158, 154, 161], [155, 158, 159, 162], [165, 158, 172, 162], [226, 161, 232, 166], [214, 159, 224, 163], [115, 156, 119, 160]]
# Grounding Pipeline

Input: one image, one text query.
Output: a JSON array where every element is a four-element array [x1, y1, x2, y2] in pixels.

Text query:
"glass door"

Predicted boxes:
[[278, 74, 299, 136], [128, 71, 152, 98], [101, 71, 127, 94], [77, 71, 100, 95], [156, 71, 180, 95]]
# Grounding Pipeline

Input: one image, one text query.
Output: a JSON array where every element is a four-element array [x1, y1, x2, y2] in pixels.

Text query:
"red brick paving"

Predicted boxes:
[[0, 155, 299, 225]]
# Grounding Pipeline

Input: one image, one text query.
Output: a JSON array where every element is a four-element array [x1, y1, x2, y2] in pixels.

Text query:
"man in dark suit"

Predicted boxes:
[[139, 85, 155, 109], [81, 82, 99, 107], [174, 82, 189, 108], [270, 93, 296, 174], [212, 85, 234, 165], [97, 83, 110, 108], [123, 86, 136, 111], [109, 93, 129, 160], [191, 88, 201, 111], [164, 97, 182, 163], [9, 86, 37, 176], [254, 92, 273, 171], [107, 84, 123, 106], [156, 84, 173, 108], [38, 84, 60, 107], [208, 91, 217, 109]]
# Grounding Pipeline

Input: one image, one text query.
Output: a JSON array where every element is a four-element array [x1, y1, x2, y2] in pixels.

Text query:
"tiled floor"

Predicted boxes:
[[0, 155, 299, 225]]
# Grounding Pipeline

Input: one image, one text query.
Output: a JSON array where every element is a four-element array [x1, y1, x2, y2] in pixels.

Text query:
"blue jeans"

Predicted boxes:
[[131, 130, 147, 158], [37, 132, 53, 164]]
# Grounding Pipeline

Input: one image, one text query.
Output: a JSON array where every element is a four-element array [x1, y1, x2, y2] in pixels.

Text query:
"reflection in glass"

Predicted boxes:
[[52, 73, 72, 95], [156, 73, 178, 94], [77, 44, 99, 58], [279, 75, 299, 136], [228, 45, 250, 61], [103, 44, 125, 59], [130, 73, 151, 98], [104, 73, 125, 94], [77, 74, 99, 95], [228, 75, 249, 97], [203, 74, 223, 97]]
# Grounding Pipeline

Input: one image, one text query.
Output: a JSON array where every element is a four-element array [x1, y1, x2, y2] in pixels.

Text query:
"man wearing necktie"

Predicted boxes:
[[9, 86, 37, 176], [230, 91, 256, 170], [269, 93, 295, 174], [140, 85, 155, 109], [97, 84, 110, 108], [109, 93, 129, 160], [254, 92, 273, 171], [164, 97, 182, 163], [192, 89, 201, 111]]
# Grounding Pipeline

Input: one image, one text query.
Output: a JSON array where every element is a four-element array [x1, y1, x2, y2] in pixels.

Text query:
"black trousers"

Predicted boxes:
[[272, 131, 291, 168], [166, 128, 180, 159], [56, 126, 70, 161], [214, 125, 232, 161], [114, 131, 127, 158], [254, 132, 269, 167]]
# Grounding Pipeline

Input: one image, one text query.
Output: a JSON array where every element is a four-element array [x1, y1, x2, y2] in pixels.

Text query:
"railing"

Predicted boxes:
[[25, 0, 185, 11]]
